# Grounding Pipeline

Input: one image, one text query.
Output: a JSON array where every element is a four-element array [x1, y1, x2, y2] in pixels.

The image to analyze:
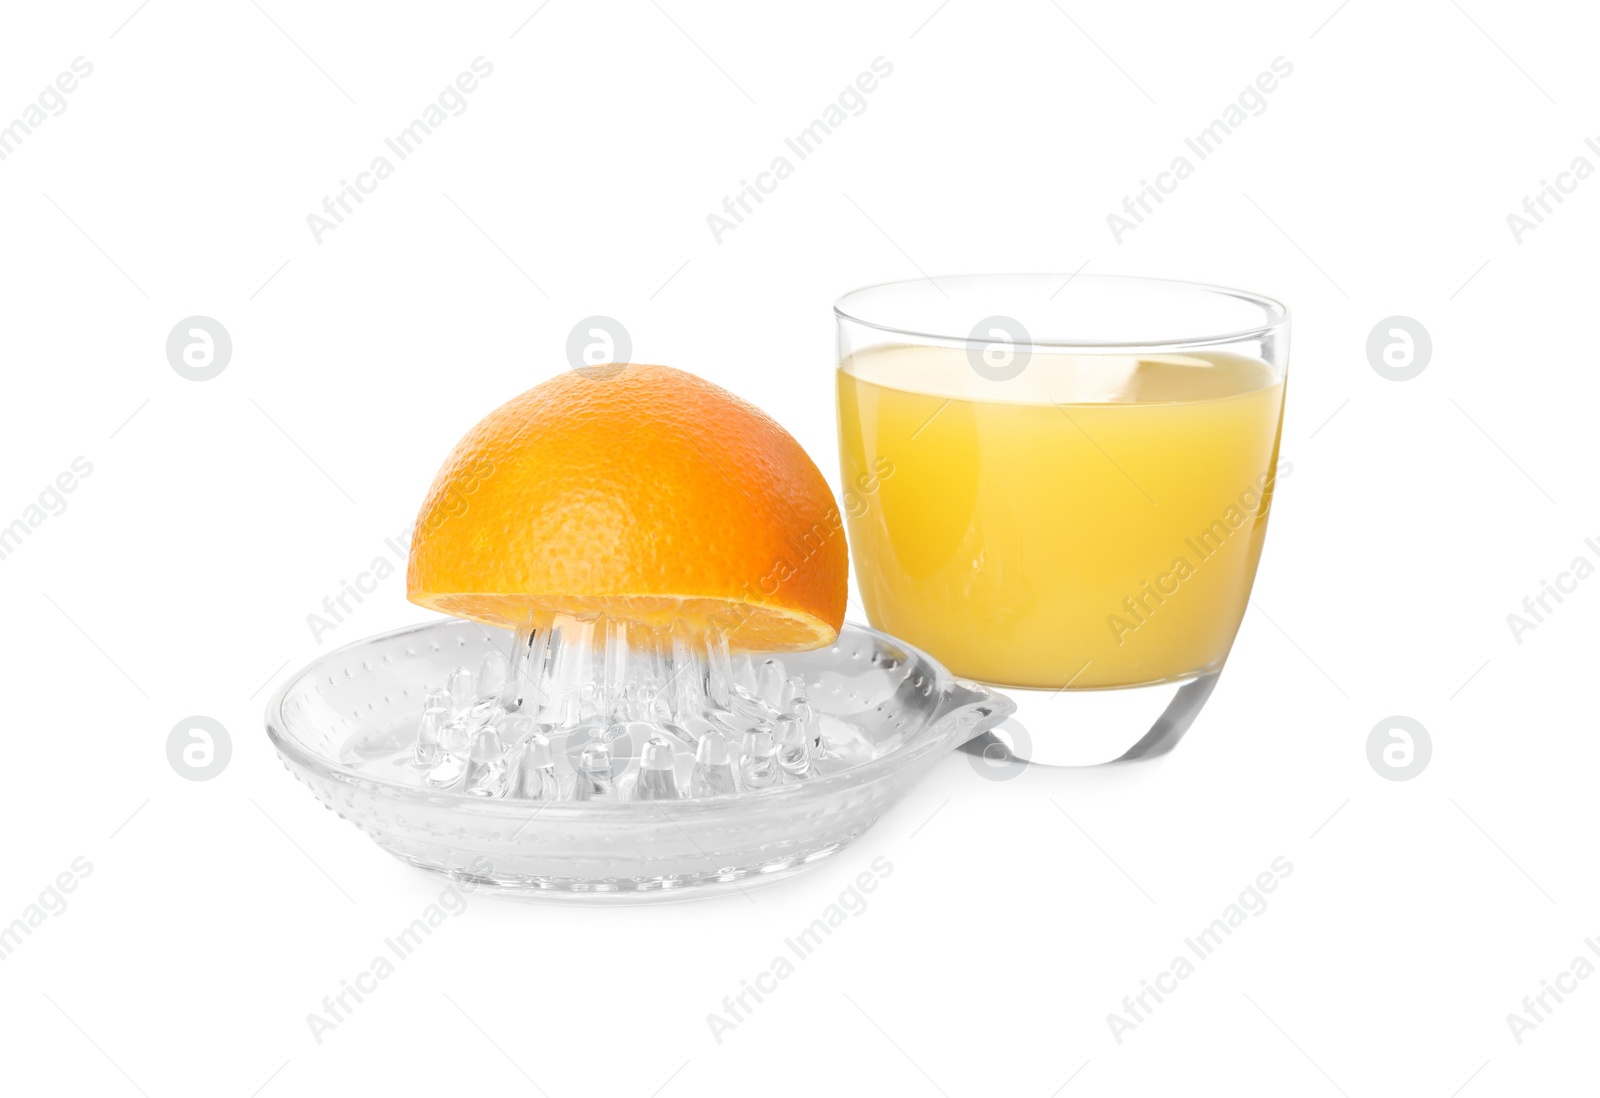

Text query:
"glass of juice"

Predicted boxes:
[[835, 274, 1288, 765]]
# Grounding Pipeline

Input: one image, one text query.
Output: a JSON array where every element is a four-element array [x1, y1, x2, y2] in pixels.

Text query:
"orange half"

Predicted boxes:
[[407, 364, 848, 652]]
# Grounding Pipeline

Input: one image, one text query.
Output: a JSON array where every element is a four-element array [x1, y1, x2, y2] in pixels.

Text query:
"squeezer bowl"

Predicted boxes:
[[265, 619, 1014, 901]]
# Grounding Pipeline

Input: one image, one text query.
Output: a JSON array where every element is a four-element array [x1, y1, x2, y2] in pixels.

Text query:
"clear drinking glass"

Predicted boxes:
[[835, 274, 1289, 765]]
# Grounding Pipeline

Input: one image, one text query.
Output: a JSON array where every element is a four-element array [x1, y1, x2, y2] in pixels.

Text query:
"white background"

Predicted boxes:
[[0, 1, 1595, 1094]]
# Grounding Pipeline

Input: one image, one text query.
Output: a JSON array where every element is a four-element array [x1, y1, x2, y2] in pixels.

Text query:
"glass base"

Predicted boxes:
[[958, 670, 1220, 768]]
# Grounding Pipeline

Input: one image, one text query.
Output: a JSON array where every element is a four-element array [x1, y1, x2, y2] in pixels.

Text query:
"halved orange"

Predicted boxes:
[[406, 364, 847, 651]]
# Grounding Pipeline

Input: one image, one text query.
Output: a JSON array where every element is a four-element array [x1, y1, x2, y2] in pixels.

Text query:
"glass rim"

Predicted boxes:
[[833, 273, 1290, 352]]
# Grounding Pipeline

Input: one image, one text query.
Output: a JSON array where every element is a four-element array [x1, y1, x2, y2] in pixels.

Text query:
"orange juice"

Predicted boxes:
[[837, 346, 1286, 689]]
